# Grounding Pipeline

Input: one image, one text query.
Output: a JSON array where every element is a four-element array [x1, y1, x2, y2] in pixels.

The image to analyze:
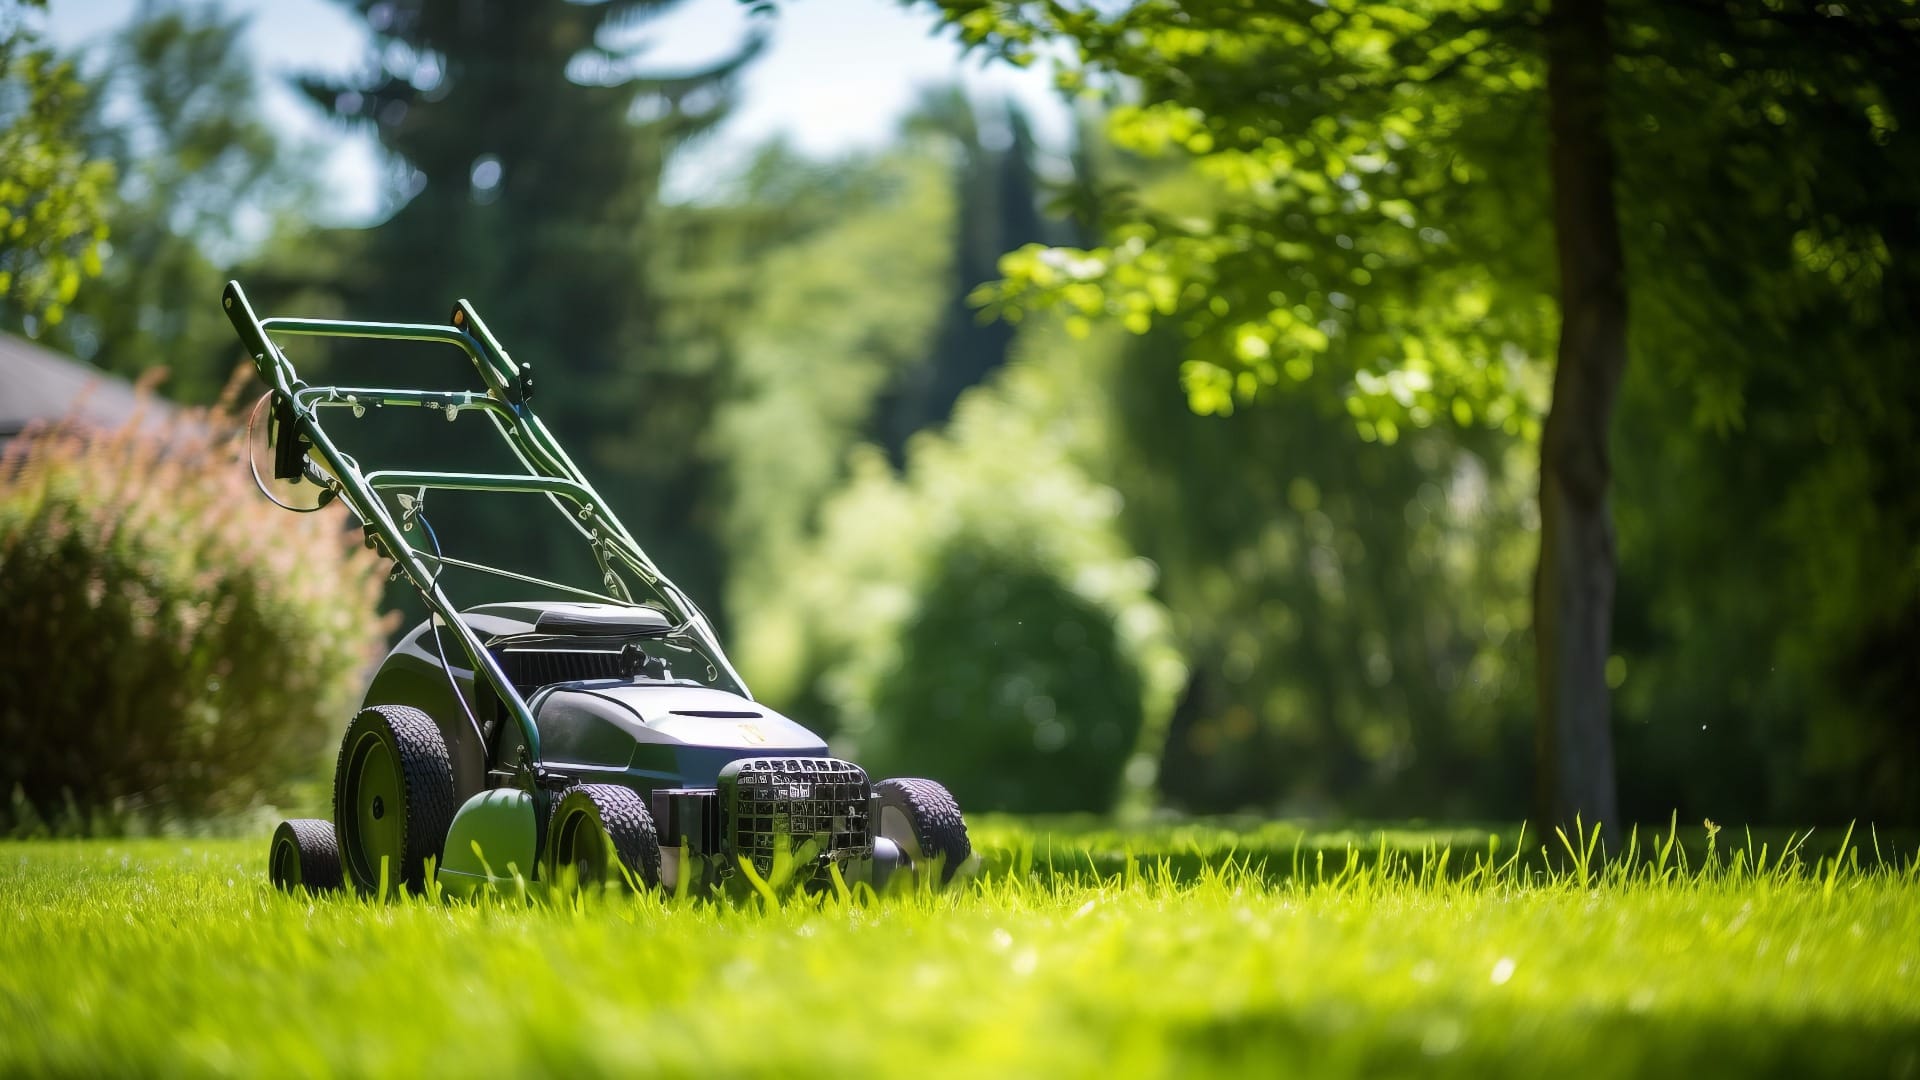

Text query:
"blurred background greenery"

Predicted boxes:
[[1, 0, 1913, 830]]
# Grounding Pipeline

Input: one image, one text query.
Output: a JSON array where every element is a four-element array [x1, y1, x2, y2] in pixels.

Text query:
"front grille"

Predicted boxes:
[[493, 648, 622, 692], [719, 757, 872, 877]]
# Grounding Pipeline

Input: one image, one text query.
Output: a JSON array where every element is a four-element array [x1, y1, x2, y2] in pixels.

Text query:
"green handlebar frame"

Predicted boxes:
[[221, 281, 749, 770]]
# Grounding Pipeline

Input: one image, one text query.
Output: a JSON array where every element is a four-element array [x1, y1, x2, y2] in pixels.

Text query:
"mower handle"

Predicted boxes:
[[221, 281, 545, 763], [224, 283, 519, 400]]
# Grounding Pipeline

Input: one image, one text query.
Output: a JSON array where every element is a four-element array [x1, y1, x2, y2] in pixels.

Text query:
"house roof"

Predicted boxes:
[[0, 332, 177, 441]]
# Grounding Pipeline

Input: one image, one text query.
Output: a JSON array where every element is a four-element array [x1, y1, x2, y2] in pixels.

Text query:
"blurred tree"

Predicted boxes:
[[296, 0, 758, 607], [0, 0, 112, 334], [1085, 328, 1537, 816], [662, 123, 1182, 810], [1602, 0, 1920, 824], [1536, 0, 1627, 832], [665, 93, 1088, 664], [868, 90, 1058, 460], [43, 3, 314, 402], [693, 144, 953, 630]]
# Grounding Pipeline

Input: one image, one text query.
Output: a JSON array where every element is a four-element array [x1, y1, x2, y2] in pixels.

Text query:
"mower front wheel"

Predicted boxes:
[[334, 705, 457, 896], [545, 784, 661, 893], [874, 777, 974, 886]]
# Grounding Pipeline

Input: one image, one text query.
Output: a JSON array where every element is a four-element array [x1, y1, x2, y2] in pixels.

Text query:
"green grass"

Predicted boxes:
[[2, 819, 1917, 1077]]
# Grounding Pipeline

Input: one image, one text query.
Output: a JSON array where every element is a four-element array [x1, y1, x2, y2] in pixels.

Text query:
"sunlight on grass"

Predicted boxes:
[[1, 821, 1915, 1077]]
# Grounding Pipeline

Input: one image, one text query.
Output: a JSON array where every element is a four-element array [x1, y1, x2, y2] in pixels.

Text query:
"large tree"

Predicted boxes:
[[1535, 0, 1626, 824], [905, 0, 1919, 826]]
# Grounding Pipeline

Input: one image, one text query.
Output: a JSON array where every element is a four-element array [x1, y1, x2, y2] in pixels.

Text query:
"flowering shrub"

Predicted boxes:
[[0, 392, 392, 826]]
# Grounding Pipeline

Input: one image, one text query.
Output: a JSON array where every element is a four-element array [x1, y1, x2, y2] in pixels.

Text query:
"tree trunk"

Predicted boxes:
[[1536, 0, 1627, 829]]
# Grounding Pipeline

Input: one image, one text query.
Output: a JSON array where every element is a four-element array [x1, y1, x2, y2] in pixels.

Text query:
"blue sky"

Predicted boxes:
[[43, 0, 1067, 223]]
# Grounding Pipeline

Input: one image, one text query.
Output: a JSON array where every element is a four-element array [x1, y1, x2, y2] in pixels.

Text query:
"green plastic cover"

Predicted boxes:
[[436, 788, 537, 898]]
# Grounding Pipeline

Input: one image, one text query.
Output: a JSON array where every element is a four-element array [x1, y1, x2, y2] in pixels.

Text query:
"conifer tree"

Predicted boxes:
[[301, 0, 757, 603]]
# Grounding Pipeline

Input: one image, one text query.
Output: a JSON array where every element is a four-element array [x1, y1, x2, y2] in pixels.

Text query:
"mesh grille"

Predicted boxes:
[[721, 758, 871, 876], [493, 648, 622, 691]]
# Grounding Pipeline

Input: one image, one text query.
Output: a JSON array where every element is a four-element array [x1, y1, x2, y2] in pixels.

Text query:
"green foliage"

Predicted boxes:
[[732, 383, 1183, 812], [1, 823, 1916, 1074], [692, 92, 1539, 815], [681, 143, 955, 590], [909, 0, 1920, 821], [1588, 1, 1920, 824], [677, 94, 1081, 607], [0, 405, 393, 825], [788, 307, 1539, 817], [685, 101, 1182, 813], [0, 2, 113, 330], [925, 0, 1556, 436], [1065, 327, 1538, 815]]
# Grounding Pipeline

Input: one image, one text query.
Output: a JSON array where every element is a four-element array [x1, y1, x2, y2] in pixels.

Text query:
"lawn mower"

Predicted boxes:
[[223, 281, 974, 898]]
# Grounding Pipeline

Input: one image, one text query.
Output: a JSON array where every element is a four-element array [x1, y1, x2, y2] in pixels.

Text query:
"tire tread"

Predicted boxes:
[[548, 783, 661, 890], [271, 817, 343, 892], [874, 777, 972, 885], [332, 704, 457, 895]]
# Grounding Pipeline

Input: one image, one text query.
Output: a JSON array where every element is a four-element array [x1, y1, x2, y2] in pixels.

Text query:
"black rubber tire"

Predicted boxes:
[[268, 818, 342, 893], [873, 777, 973, 886], [545, 784, 662, 892], [332, 705, 457, 896]]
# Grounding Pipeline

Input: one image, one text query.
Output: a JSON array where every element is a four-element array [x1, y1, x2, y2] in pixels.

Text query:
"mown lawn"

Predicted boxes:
[[2, 820, 1916, 1077]]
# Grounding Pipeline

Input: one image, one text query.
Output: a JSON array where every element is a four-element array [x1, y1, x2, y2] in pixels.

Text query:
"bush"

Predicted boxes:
[[866, 542, 1146, 813], [0, 396, 392, 827]]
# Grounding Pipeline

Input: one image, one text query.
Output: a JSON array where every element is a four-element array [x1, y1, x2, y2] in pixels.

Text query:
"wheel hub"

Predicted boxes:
[[342, 730, 404, 888]]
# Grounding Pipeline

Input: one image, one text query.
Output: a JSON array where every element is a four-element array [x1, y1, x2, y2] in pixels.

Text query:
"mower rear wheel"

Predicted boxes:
[[874, 777, 974, 886], [268, 818, 342, 893], [333, 705, 456, 896], [545, 784, 661, 893]]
